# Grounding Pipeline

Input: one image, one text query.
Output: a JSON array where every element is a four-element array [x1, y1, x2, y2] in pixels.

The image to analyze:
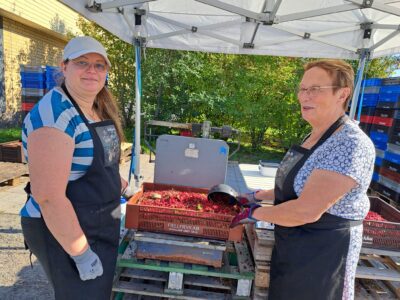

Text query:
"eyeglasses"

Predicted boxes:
[[297, 86, 341, 98], [70, 59, 108, 73]]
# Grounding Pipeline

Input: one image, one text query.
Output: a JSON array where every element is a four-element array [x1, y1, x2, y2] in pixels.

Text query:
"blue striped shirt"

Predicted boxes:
[[20, 87, 94, 218]]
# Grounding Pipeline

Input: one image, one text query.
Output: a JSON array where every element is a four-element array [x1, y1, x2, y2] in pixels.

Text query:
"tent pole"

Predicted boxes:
[[349, 49, 369, 120], [133, 43, 142, 191]]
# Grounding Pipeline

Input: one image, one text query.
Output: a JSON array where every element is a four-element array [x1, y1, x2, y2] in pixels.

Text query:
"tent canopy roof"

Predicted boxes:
[[60, 0, 400, 59]]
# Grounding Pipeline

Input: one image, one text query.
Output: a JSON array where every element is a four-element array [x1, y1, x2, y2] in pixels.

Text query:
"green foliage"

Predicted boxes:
[[0, 128, 21, 143], [76, 18, 398, 154]]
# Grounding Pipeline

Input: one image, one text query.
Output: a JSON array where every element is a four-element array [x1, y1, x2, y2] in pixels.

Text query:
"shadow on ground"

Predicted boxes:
[[0, 260, 53, 299]]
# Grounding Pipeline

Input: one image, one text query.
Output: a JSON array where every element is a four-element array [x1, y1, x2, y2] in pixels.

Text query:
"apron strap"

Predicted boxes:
[[310, 115, 347, 151]]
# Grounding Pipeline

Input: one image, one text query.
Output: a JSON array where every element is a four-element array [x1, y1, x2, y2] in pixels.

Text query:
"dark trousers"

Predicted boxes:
[[21, 216, 117, 300]]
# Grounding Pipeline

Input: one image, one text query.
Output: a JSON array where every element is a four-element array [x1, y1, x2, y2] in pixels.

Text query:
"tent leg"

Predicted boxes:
[[133, 44, 142, 191], [349, 51, 368, 120]]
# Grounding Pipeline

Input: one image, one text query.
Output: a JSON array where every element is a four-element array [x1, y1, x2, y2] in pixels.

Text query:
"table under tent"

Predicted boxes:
[[59, 1, 400, 299]]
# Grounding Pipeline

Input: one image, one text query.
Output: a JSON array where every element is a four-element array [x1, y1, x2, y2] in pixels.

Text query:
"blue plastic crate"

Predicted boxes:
[[45, 66, 61, 81], [370, 131, 389, 143], [380, 85, 400, 94], [372, 172, 380, 182], [20, 72, 45, 81], [361, 99, 378, 107], [46, 81, 57, 89], [361, 94, 380, 101], [379, 93, 400, 102], [385, 151, 400, 164], [363, 78, 382, 87], [375, 156, 383, 166], [375, 141, 388, 151], [21, 80, 46, 89]]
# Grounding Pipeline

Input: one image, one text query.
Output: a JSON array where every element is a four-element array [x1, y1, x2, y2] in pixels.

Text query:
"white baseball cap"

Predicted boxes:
[[63, 36, 111, 67]]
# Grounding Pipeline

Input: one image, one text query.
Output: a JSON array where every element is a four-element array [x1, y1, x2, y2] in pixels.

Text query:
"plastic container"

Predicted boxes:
[[378, 175, 400, 193], [380, 167, 400, 184], [370, 131, 389, 143], [382, 77, 400, 86], [380, 85, 400, 94], [21, 80, 46, 89], [387, 143, 400, 155], [363, 86, 380, 94], [379, 93, 400, 102], [20, 72, 45, 81], [125, 182, 244, 241], [21, 88, 45, 97], [372, 116, 394, 127], [362, 78, 382, 87], [361, 106, 376, 116], [20, 65, 45, 73], [363, 196, 400, 251], [382, 159, 400, 174], [375, 156, 383, 166], [372, 172, 380, 182]]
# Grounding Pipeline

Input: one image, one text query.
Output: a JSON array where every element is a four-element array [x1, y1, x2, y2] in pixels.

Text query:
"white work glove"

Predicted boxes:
[[70, 247, 103, 281]]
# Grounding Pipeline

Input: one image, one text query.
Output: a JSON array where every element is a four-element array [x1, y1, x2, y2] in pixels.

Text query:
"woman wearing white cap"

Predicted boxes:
[[20, 36, 132, 299]]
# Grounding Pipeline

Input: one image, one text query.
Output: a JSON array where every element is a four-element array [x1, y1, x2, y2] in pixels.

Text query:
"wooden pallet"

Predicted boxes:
[[356, 248, 400, 299], [113, 230, 255, 299], [0, 162, 29, 186], [244, 224, 273, 289]]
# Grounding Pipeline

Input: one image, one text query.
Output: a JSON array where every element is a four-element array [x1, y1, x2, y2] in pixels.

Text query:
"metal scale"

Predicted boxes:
[[144, 120, 241, 188]]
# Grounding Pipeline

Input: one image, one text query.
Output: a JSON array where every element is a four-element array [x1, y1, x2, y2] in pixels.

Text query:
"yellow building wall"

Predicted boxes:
[[3, 18, 66, 114], [0, 0, 80, 36], [0, 0, 82, 125]]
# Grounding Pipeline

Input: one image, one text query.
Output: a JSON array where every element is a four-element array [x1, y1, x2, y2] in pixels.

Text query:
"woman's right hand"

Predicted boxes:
[[70, 247, 103, 281]]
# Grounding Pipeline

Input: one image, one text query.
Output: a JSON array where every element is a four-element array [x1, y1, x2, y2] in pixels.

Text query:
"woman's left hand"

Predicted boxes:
[[230, 203, 261, 228]]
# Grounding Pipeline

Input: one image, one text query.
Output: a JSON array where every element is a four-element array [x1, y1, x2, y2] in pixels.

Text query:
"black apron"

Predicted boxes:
[[23, 85, 121, 300], [269, 116, 362, 300]]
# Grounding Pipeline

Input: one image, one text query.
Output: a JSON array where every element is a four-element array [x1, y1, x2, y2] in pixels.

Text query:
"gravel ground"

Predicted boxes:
[[0, 212, 54, 300], [0, 157, 154, 300]]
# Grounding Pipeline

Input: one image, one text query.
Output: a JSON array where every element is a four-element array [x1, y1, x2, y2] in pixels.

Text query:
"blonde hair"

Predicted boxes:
[[304, 59, 354, 109], [93, 87, 125, 143]]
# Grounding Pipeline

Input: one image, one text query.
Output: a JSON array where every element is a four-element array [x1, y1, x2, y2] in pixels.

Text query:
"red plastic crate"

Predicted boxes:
[[21, 102, 35, 112], [379, 167, 400, 184], [360, 115, 374, 124], [125, 182, 244, 241], [363, 196, 400, 251], [372, 116, 394, 127]]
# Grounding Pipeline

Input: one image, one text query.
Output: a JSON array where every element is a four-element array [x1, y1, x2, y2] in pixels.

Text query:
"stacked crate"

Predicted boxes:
[[20, 65, 46, 117], [358, 79, 382, 186], [20, 65, 61, 117], [369, 77, 400, 204], [45, 65, 60, 90], [359, 78, 381, 135]]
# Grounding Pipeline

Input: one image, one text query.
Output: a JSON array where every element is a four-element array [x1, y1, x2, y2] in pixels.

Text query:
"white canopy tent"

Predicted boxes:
[[59, 0, 400, 188]]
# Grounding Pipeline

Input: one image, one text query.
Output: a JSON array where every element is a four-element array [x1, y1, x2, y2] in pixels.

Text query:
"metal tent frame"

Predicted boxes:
[[60, 0, 400, 189]]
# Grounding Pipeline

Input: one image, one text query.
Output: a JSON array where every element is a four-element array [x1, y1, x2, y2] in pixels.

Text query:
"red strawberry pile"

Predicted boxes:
[[365, 211, 387, 222], [139, 190, 237, 215]]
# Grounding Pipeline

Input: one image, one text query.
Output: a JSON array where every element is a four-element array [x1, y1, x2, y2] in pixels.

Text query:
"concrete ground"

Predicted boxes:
[[0, 155, 154, 300]]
